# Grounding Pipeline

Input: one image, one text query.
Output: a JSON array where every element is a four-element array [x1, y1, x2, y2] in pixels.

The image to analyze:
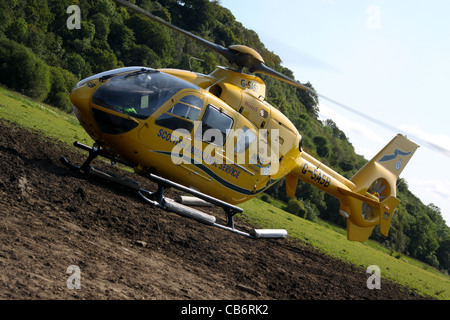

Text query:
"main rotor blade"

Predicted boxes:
[[253, 62, 411, 132], [113, 0, 233, 61], [252, 62, 315, 94], [253, 63, 450, 158]]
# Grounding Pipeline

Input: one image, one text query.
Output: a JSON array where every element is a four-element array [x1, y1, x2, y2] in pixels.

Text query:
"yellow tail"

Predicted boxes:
[[289, 134, 419, 242], [341, 134, 419, 241]]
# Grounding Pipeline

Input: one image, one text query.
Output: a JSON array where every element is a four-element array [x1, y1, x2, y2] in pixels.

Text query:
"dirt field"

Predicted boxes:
[[0, 119, 430, 300]]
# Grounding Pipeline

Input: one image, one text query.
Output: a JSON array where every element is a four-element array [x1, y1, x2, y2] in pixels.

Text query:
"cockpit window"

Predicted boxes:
[[167, 101, 201, 121], [155, 95, 204, 133], [179, 95, 203, 109], [91, 70, 199, 120], [195, 105, 234, 147]]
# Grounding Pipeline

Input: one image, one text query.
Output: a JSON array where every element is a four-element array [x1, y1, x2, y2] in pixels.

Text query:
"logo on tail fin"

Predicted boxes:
[[378, 149, 411, 163]]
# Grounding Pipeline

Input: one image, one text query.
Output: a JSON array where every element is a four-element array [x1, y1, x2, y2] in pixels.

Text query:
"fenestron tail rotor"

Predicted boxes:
[[362, 178, 391, 221]]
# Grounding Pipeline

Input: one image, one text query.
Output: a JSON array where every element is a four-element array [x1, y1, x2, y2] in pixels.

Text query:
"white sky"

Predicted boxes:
[[220, 0, 450, 226]]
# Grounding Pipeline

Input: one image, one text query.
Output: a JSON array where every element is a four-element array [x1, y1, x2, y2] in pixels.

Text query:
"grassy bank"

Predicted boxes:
[[240, 198, 449, 299], [0, 86, 93, 146]]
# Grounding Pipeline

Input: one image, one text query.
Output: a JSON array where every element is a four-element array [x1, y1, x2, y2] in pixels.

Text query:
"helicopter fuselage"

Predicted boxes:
[[70, 67, 302, 205]]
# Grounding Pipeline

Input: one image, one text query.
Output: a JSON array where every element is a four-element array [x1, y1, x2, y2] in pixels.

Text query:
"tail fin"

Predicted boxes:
[[343, 134, 419, 241]]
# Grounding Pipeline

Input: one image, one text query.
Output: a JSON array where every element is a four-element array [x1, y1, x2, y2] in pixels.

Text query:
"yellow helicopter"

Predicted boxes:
[[61, 0, 419, 242]]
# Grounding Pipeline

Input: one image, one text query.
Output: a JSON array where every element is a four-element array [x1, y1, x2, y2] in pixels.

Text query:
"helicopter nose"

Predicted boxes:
[[70, 83, 95, 125]]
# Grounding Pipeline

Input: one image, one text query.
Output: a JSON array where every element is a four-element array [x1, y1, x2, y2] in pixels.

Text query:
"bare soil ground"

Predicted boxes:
[[0, 119, 429, 300]]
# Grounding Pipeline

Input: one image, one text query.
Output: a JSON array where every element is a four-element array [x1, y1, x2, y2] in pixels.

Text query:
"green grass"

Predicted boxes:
[[1, 86, 449, 300], [240, 198, 450, 300], [0, 86, 93, 146]]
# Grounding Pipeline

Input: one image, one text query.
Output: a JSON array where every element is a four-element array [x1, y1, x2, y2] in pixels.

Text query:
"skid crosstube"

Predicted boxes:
[[60, 141, 287, 240]]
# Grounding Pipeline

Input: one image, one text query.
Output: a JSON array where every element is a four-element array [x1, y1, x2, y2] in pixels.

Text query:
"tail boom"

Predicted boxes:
[[289, 134, 419, 242]]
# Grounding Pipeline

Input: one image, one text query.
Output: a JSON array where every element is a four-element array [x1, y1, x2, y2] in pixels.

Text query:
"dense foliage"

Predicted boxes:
[[0, 0, 448, 272]]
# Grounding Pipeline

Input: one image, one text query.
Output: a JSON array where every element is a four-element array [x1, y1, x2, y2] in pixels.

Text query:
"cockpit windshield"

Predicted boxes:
[[91, 69, 199, 120]]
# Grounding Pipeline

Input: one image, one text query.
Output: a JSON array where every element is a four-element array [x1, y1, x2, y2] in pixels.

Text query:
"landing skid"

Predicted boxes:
[[60, 142, 288, 240]]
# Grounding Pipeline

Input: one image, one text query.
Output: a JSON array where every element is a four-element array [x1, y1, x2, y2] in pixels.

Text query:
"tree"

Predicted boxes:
[[324, 119, 348, 141], [64, 53, 91, 80], [87, 47, 121, 73], [126, 14, 174, 65], [296, 82, 319, 117], [5, 17, 28, 43], [408, 213, 439, 264], [91, 13, 111, 42], [88, 0, 118, 19], [46, 67, 77, 112], [173, 0, 214, 32], [436, 234, 450, 272], [123, 44, 161, 68], [108, 21, 135, 54], [286, 198, 307, 218], [200, 52, 219, 74], [0, 38, 50, 101], [313, 135, 330, 158]]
